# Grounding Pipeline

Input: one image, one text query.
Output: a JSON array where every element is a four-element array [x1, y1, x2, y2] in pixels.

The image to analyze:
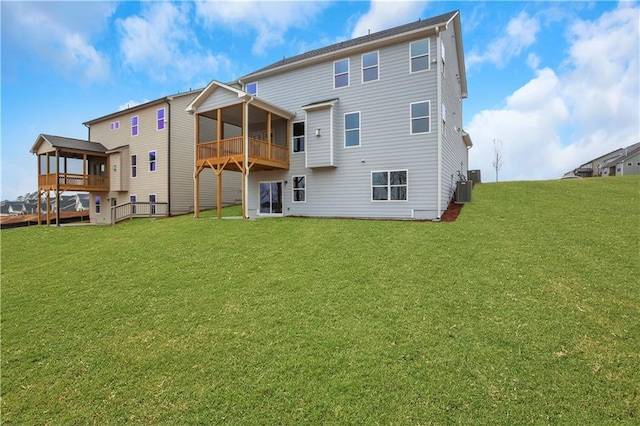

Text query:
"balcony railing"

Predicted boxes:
[[197, 137, 288, 168], [38, 173, 109, 190], [111, 202, 169, 225]]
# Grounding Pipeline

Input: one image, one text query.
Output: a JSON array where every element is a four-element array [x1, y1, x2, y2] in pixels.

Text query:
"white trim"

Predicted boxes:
[[370, 170, 409, 202], [148, 150, 157, 173], [344, 111, 361, 148], [409, 38, 430, 73], [130, 154, 137, 178], [292, 175, 306, 203], [410, 100, 430, 135], [361, 50, 380, 83], [333, 58, 350, 89], [245, 81, 258, 96]]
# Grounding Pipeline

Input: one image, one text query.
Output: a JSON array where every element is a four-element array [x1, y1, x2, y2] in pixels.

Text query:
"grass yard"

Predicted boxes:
[[2, 176, 639, 424]]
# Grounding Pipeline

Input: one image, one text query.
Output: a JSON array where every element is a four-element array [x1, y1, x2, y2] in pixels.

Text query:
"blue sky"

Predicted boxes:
[[1, 1, 638, 199]]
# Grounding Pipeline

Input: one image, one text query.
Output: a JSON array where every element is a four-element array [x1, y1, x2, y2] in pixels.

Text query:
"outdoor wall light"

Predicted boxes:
[[112, 165, 117, 171], [315, 128, 321, 137]]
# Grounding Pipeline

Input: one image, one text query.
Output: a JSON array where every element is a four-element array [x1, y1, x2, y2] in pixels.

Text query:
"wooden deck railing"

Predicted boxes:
[[197, 137, 288, 165], [111, 202, 168, 225], [38, 173, 109, 190]]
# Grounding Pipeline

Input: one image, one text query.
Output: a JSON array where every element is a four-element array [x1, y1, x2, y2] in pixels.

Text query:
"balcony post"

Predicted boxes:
[[267, 111, 272, 160], [83, 153, 87, 186], [37, 155, 42, 226], [55, 149, 60, 226], [217, 108, 222, 160], [45, 152, 50, 226]]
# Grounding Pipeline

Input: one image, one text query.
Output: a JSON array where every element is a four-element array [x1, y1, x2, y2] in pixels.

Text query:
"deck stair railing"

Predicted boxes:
[[111, 202, 168, 225]]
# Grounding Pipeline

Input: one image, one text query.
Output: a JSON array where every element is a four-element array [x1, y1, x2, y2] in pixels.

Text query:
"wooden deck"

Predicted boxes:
[[196, 137, 289, 172], [38, 173, 109, 192]]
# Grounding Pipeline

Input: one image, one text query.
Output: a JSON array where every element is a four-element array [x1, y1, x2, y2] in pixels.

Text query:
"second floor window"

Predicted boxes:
[[246, 82, 257, 95], [292, 122, 305, 152], [157, 108, 165, 130], [110, 121, 120, 130], [334, 59, 349, 88], [410, 38, 429, 73], [149, 151, 157, 172], [345, 112, 360, 147], [362, 51, 379, 82], [131, 115, 139, 136], [131, 154, 137, 178], [411, 101, 430, 134]]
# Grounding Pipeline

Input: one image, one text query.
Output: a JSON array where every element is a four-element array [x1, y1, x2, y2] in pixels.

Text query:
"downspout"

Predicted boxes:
[[436, 27, 443, 220], [166, 99, 171, 216]]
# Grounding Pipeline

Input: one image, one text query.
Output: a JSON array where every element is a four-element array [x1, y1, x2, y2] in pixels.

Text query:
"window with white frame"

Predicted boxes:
[[149, 194, 156, 215], [246, 82, 258, 95], [131, 115, 139, 136], [362, 51, 379, 82], [157, 108, 165, 130], [131, 154, 137, 178], [372, 170, 408, 201], [441, 103, 447, 137], [130, 195, 137, 214], [292, 176, 306, 202], [292, 122, 305, 152], [441, 40, 446, 77], [411, 101, 430, 134], [149, 150, 157, 172], [334, 59, 349, 88], [110, 121, 120, 130], [345, 112, 360, 147], [95, 196, 101, 214], [410, 38, 429, 73]]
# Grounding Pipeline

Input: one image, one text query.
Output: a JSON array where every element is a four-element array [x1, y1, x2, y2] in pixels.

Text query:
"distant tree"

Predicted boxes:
[[492, 139, 504, 182]]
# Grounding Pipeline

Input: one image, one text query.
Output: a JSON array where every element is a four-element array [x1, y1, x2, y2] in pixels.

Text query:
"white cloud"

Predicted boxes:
[[117, 2, 232, 83], [468, 3, 639, 182], [1, 2, 114, 82], [350, 0, 429, 38], [195, 1, 329, 56], [526, 53, 541, 69], [467, 11, 540, 69]]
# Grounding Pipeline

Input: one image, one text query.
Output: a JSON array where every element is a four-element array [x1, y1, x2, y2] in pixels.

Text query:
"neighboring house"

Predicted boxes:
[[31, 90, 242, 225], [187, 10, 472, 220], [0, 201, 26, 216], [567, 142, 640, 178]]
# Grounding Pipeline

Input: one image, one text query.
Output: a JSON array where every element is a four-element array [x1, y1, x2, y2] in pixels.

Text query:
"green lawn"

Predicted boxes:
[[2, 176, 639, 424]]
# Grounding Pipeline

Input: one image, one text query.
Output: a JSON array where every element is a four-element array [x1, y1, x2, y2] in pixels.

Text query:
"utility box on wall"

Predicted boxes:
[[455, 180, 473, 204], [467, 169, 481, 184]]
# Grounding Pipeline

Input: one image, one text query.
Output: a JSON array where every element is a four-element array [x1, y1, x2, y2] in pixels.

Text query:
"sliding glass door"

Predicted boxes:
[[259, 181, 283, 215]]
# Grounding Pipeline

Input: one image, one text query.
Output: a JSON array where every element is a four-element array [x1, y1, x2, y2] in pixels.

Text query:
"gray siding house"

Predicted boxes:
[[187, 10, 472, 220], [31, 90, 241, 225]]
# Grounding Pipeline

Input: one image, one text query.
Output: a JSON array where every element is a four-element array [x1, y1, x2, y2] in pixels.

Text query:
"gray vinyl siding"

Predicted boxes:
[[196, 88, 240, 113], [621, 152, 640, 175], [305, 107, 334, 168], [439, 26, 469, 208], [246, 34, 441, 219]]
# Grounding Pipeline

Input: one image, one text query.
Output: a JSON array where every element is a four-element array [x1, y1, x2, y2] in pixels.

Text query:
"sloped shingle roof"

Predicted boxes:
[[30, 134, 107, 154]]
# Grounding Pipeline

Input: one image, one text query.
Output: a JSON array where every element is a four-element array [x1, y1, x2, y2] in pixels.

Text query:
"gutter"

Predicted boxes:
[[244, 95, 255, 219], [436, 27, 443, 220], [166, 99, 171, 216]]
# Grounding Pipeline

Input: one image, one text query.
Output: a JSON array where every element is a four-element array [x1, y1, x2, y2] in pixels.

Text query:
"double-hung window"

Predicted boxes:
[[344, 112, 360, 147], [292, 176, 306, 202], [95, 196, 101, 214], [246, 82, 258, 95], [411, 101, 430, 134], [362, 51, 379, 82], [157, 108, 165, 130], [372, 170, 408, 201], [131, 154, 137, 178], [131, 115, 139, 136], [149, 194, 156, 215], [292, 122, 305, 153], [149, 150, 157, 172], [410, 39, 429, 73], [334, 59, 349, 88]]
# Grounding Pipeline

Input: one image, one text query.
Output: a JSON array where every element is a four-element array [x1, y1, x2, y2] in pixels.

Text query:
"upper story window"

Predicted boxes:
[[131, 154, 137, 178], [441, 103, 447, 137], [292, 176, 306, 202], [110, 121, 120, 131], [334, 59, 349, 89], [292, 122, 305, 153], [149, 150, 157, 172], [345, 112, 360, 147], [131, 115, 139, 136], [362, 51, 379, 82], [157, 108, 165, 130], [410, 39, 430, 73], [410, 101, 430, 134], [246, 82, 258, 96]]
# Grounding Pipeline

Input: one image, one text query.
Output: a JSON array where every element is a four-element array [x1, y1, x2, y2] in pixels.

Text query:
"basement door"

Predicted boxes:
[[259, 181, 283, 215]]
